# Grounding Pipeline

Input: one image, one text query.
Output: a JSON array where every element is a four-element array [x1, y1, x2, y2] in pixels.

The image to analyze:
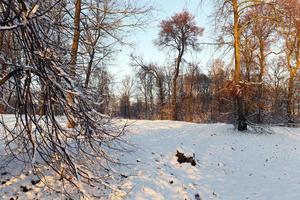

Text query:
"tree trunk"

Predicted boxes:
[[127, 97, 131, 119], [233, 0, 247, 131], [257, 38, 265, 123], [287, 22, 300, 121], [244, 61, 251, 118], [171, 49, 184, 120], [187, 70, 195, 122], [158, 78, 164, 120], [287, 70, 295, 120], [144, 89, 148, 119], [149, 84, 154, 118], [0, 31, 4, 114], [84, 48, 95, 88], [171, 72, 178, 120], [67, 0, 81, 128], [38, 85, 46, 115]]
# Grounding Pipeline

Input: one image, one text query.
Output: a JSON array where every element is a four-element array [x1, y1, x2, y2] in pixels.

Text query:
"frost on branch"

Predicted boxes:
[[0, 0, 127, 198]]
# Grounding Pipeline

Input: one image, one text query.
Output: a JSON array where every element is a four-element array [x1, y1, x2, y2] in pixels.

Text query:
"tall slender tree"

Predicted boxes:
[[232, 0, 248, 130], [67, 0, 81, 128], [156, 11, 204, 120]]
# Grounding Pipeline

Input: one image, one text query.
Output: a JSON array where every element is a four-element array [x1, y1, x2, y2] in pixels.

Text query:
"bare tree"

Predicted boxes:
[[267, 56, 289, 120], [131, 55, 165, 119], [212, 0, 279, 130], [275, 0, 300, 121], [0, 1, 127, 198], [80, 0, 152, 89], [184, 62, 199, 122], [119, 76, 134, 119], [156, 11, 204, 120], [66, 0, 82, 128]]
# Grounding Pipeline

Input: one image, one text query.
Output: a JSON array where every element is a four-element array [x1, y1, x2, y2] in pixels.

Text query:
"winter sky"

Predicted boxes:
[[111, 0, 218, 84]]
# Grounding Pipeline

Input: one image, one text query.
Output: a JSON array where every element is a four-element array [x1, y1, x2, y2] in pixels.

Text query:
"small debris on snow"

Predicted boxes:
[[31, 179, 41, 185], [1, 172, 8, 176], [120, 174, 128, 179], [20, 186, 31, 193], [195, 193, 201, 200], [175, 150, 196, 166]]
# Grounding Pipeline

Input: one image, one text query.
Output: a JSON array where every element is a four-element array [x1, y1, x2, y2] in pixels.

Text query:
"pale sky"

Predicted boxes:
[[110, 0, 220, 83]]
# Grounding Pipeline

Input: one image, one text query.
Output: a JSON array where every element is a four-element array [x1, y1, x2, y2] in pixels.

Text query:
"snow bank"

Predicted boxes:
[[1, 116, 300, 200]]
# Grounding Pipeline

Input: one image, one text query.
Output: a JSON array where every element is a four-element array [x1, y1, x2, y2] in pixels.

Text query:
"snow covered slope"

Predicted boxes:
[[114, 120, 300, 200], [1, 118, 300, 200]]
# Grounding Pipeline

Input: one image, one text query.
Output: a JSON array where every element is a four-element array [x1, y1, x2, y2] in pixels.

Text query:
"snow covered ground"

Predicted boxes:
[[1, 117, 300, 200], [113, 120, 300, 200]]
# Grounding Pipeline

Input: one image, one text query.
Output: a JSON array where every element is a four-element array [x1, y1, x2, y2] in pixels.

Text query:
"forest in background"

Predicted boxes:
[[1, 1, 300, 127], [105, 1, 300, 128]]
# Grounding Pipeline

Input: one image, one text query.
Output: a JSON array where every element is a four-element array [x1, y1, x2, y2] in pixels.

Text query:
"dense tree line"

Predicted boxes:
[[117, 0, 300, 129]]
